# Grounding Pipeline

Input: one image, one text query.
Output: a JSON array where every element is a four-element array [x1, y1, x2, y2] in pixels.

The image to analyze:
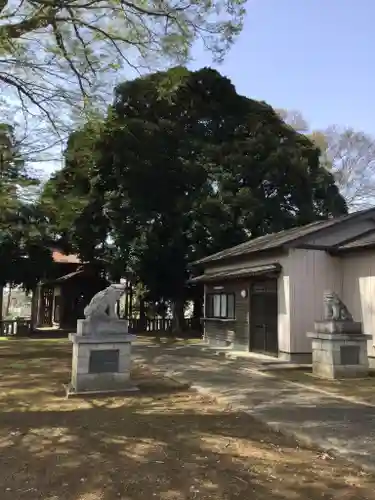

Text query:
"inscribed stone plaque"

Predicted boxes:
[[89, 349, 119, 373], [340, 345, 360, 365]]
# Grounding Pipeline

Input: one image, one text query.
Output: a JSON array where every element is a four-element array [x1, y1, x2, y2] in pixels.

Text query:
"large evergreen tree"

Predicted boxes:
[[41, 68, 347, 328]]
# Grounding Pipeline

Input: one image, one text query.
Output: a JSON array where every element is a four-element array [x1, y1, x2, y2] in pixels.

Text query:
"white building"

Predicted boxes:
[[192, 208, 375, 366]]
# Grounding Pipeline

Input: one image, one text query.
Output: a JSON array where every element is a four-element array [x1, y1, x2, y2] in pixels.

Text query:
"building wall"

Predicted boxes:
[[204, 280, 248, 350], [202, 240, 375, 359], [287, 249, 342, 354], [203, 253, 291, 353], [341, 250, 375, 359]]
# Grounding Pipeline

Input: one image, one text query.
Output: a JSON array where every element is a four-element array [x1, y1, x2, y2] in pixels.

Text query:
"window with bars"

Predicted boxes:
[[205, 292, 235, 319]]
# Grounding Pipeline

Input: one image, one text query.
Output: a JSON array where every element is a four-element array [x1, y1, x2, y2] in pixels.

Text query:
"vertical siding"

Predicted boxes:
[[202, 246, 375, 358], [341, 251, 375, 356], [204, 280, 249, 350], [203, 254, 291, 353], [277, 269, 290, 353], [288, 249, 342, 353]]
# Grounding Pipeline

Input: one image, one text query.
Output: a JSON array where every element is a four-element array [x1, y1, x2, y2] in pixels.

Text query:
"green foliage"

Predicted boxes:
[[0, 200, 54, 289], [0, 122, 53, 289], [50, 68, 346, 308]]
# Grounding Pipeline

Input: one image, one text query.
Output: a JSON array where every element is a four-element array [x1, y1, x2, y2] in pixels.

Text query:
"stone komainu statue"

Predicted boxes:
[[323, 290, 353, 321], [84, 283, 126, 320]]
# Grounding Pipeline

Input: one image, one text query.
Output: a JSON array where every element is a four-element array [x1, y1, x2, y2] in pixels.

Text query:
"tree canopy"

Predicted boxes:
[[41, 67, 347, 323]]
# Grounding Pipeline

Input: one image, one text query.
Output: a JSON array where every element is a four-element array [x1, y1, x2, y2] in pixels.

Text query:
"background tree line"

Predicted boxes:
[[38, 67, 348, 328], [1, 67, 375, 328], [0, 0, 246, 322], [277, 109, 375, 210], [1, 1, 374, 329]]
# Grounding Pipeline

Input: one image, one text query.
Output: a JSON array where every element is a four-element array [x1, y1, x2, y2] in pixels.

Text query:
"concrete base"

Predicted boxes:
[[314, 320, 362, 335], [77, 318, 129, 336], [368, 356, 375, 370], [307, 331, 370, 379], [69, 333, 136, 393]]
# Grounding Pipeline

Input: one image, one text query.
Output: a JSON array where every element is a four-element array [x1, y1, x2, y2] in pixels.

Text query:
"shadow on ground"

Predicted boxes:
[[0, 340, 374, 500]]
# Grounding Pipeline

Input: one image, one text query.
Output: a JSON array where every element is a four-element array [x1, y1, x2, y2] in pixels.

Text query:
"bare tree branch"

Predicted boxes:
[[324, 126, 375, 210], [0, 0, 245, 168]]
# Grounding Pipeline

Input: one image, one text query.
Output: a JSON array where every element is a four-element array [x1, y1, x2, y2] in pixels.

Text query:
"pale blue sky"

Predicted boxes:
[[191, 0, 375, 135], [41, 0, 374, 175]]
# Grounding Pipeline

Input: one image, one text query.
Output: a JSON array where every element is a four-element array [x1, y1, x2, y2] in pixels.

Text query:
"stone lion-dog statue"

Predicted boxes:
[[84, 283, 126, 320], [323, 290, 353, 321]]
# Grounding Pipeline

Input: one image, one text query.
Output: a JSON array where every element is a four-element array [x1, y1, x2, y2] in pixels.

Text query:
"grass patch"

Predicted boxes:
[[0, 341, 374, 499]]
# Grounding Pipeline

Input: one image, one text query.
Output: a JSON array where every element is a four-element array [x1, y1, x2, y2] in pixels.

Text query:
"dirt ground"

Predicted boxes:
[[0, 339, 375, 500]]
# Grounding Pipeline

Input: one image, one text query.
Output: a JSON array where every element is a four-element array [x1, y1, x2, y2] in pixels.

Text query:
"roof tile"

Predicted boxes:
[[194, 208, 375, 265]]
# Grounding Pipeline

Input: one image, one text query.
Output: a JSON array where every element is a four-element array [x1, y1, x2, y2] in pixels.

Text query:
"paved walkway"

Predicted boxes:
[[133, 342, 375, 472]]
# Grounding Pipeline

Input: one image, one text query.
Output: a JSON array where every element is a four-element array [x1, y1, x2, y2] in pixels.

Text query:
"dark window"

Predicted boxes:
[[206, 292, 235, 319]]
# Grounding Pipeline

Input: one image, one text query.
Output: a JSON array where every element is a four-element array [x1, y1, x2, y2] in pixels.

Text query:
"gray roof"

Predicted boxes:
[[337, 232, 375, 250], [194, 208, 375, 265], [190, 263, 281, 283]]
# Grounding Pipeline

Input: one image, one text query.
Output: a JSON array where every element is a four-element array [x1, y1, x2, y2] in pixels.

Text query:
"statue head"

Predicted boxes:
[[110, 283, 126, 293]]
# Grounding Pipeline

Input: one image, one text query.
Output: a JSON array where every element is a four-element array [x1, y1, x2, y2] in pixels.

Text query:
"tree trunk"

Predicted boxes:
[[5, 285, 11, 317], [0, 285, 3, 323], [172, 299, 185, 334], [193, 296, 203, 320], [129, 283, 133, 318], [192, 295, 203, 333], [139, 298, 146, 331], [124, 281, 129, 318]]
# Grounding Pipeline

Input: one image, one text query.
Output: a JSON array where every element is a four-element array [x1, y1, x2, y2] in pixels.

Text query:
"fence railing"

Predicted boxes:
[[0, 318, 32, 337], [0, 317, 201, 337], [128, 317, 202, 335]]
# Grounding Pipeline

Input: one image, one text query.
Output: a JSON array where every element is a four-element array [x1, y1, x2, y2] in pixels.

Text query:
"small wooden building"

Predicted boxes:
[[31, 249, 109, 330], [191, 208, 375, 366]]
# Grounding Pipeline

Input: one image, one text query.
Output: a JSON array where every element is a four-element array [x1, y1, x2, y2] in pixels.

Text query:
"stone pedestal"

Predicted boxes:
[[307, 320, 370, 379], [66, 318, 137, 396], [77, 318, 129, 336]]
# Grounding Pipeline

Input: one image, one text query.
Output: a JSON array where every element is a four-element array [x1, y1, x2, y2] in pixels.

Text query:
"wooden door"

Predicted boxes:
[[250, 279, 278, 356]]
